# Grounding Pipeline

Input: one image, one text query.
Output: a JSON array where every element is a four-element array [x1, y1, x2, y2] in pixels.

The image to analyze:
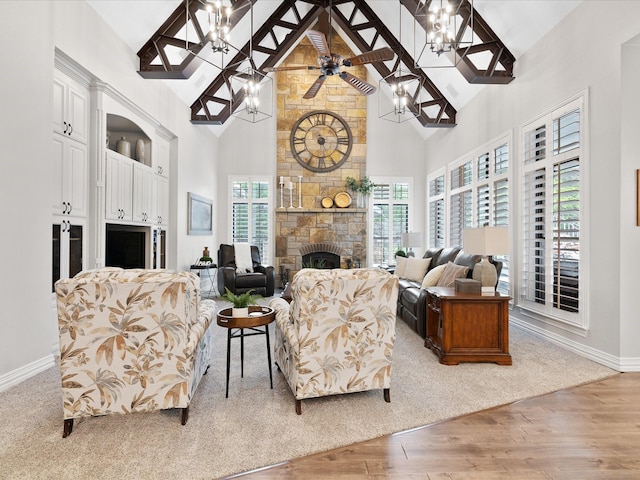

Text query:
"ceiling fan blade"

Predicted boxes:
[[264, 65, 319, 72], [343, 47, 395, 66], [307, 30, 331, 57], [303, 75, 327, 99], [339, 72, 377, 95]]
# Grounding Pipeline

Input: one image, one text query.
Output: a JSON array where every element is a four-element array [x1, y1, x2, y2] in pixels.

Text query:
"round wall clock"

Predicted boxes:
[[290, 110, 353, 173]]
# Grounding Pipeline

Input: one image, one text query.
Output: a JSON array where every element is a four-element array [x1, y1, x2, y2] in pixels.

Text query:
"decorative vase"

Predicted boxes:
[[116, 136, 131, 158], [232, 307, 249, 318], [135, 139, 145, 162]]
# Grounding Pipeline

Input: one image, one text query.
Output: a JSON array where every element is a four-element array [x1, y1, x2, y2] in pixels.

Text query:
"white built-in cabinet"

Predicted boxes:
[[52, 135, 87, 218], [105, 150, 134, 222], [52, 68, 89, 290], [154, 175, 169, 226], [53, 71, 88, 144], [133, 161, 154, 223]]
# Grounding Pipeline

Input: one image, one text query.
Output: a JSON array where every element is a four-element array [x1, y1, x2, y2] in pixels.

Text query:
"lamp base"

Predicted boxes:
[[472, 256, 497, 290]]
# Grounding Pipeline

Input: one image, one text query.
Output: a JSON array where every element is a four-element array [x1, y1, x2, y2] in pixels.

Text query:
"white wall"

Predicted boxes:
[[423, 1, 640, 367], [0, 1, 218, 386], [620, 33, 640, 364]]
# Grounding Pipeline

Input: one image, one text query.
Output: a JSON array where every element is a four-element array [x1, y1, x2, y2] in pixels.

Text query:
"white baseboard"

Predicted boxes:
[[510, 317, 640, 372], [0, 355, 56, 393]]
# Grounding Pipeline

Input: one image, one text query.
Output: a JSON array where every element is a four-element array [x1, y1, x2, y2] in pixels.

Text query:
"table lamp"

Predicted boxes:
[[463, 226, 509, 292], [401, 232, 423, 257]]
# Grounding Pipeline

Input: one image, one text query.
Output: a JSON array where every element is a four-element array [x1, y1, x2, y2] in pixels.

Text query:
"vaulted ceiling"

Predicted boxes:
[[87, 0, 582, 136]]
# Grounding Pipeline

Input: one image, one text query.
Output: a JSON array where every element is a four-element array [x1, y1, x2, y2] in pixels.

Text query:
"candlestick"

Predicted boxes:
[[297, 176, 303, 208], [279, 179, 284, 209], [288, 182, 294, 208]]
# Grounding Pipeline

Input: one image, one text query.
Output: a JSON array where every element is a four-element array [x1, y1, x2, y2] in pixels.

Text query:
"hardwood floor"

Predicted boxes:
[[226, 373, 640, 479]]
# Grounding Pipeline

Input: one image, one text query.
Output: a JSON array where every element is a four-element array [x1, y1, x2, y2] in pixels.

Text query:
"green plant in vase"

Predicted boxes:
[[221, 287, 262, 317]]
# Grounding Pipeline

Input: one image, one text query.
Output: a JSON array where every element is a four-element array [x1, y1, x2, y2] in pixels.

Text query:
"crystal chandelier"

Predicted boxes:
[[206, 1, 232, 54]]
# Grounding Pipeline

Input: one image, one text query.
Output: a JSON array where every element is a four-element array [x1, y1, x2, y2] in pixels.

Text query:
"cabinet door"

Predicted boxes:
[[155, 138, 170, 177], [52, 134, 87, 217], [154, 175, 169, 226], [105, 151, 133, 221], [52, 220, 84, 292], [53, 71, 88, 144], [133, 163, 154, 223]]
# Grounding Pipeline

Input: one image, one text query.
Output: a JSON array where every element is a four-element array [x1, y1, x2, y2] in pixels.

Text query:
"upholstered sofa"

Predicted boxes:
[[396, 247, 502, 338], [269, 268, 399, 414], [55, 267, 216, 437]]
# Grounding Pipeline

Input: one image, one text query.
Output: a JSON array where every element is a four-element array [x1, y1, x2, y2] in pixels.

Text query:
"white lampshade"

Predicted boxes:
[[402, 232, 423, 248], [463, 227, 509, 256]]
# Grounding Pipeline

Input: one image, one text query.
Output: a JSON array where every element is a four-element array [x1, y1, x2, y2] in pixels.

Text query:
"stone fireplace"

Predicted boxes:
[[274, 33, 369, 287], [300, 243, 343, 269]]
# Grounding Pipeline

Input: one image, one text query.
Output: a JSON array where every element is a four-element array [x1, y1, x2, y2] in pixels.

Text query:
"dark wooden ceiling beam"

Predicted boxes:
[[137, 0, 251, 79], [400, 0, 515, 84], [332, 0, 456, 127], [191, 0, 323, 124]]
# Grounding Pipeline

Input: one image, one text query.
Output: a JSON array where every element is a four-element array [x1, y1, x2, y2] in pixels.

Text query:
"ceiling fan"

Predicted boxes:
[[265, 29, 394, 99]]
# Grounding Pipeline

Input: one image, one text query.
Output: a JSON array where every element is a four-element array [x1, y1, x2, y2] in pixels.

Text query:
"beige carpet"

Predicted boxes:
[[0, 312, 616, 480]]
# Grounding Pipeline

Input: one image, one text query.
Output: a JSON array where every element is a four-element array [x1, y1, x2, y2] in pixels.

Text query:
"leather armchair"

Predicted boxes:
[[217, 244, 275, 297]]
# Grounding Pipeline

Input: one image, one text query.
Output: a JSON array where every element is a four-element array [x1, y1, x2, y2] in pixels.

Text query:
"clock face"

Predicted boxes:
[[290, 110, 353, 173]]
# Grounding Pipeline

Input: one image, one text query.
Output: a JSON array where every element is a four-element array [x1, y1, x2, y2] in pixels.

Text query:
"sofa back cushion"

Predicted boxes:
[[433, 247, 461, 269]]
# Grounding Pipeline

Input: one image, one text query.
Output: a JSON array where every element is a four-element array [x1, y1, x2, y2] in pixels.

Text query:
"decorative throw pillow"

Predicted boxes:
[[394, 256, 408, 278], [421, 264, 447, 289], [436, 261, 470, 287], [403, 257, 431, 282]]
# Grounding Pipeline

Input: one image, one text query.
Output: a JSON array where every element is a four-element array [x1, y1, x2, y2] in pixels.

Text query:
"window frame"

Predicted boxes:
[[368, 176, 414, 267], [228, 175, 274, 264], [517, 91, 589, 332]]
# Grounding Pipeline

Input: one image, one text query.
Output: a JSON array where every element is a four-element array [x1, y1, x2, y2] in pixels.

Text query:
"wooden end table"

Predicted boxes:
[[216, 305, 275, 398], [424, 287, 512, 366]]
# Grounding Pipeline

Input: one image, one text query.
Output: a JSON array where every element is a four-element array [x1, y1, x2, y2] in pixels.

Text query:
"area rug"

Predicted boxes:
[[0, 312, 616, 480]]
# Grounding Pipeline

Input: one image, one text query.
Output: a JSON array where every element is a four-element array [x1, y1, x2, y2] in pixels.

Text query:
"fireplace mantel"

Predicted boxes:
[[276, 208, 367, 214]]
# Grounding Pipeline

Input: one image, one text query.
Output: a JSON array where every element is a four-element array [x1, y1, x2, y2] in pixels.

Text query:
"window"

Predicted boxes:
[[229, 176, 273, 264], [433, 135, 511, 294], [370, 178, 412, 266], [427, 170, 445, 249], [520, 95, 585, 327]]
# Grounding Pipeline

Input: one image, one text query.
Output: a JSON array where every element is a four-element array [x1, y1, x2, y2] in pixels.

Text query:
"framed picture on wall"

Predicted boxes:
[[188, 192, 213, 235]]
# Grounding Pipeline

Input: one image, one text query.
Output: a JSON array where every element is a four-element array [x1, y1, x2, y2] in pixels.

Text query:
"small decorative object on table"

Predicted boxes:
[[221, 287, 262, 317], [198, 246, 213, 265], [454, 278, 481, 294]]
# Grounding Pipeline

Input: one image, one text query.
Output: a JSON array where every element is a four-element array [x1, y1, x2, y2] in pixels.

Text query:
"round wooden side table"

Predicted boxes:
[[216, 305, 275, 398]]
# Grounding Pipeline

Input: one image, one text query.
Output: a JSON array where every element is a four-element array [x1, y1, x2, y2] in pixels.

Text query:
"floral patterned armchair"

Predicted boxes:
[[55, 268, 216, 437], [269, 268, 399, 414]]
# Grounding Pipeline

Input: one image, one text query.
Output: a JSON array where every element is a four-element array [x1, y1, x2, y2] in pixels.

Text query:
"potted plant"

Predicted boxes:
[[221, 287, 262, 317]]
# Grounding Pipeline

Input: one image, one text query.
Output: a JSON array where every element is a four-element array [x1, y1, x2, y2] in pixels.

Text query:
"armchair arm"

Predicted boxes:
[[270, 297, 299, 353], [255, 264, 276, 296], [217, 266, 238, 295]]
